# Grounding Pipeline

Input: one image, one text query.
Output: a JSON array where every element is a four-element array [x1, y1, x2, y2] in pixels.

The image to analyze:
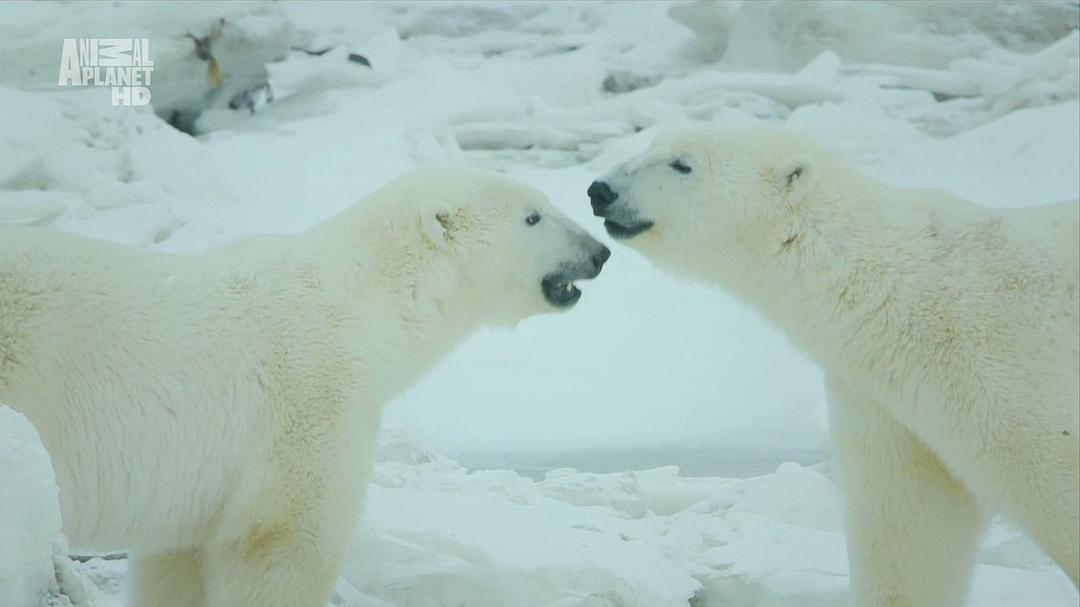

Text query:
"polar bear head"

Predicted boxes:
[[587, 126, 822, 287], [370, 168, 610, 327]]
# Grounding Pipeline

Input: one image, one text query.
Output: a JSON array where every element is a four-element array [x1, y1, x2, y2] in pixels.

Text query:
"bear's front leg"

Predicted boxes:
[[128, 549, 206, 607], [827, 375, 985, 607], [201, 520, 350, 607]]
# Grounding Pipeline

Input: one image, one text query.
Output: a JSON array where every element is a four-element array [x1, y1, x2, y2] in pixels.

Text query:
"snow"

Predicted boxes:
[[0, 1, 1077, 606], [0, 407, 96, 607]]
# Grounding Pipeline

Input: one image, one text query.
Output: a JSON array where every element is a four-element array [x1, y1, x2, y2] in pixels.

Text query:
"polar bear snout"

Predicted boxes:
[[540, 238, 610, 308], [587, 180, 654, 241], [589, 243, 612, 278], [588, 180, 619, 215]]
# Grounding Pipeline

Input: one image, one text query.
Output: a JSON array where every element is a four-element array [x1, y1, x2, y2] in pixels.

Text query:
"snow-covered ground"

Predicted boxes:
[[0, 1, 1077, 605]]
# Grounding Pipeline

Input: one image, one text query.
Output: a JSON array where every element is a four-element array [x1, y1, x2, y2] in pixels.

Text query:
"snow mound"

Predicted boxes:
[[674, 0, 1079, 70], [0, 2, 300, 134], [336, 439, 1073, 607], [0, 406, 96, 607], [0, 87, 236, 247]]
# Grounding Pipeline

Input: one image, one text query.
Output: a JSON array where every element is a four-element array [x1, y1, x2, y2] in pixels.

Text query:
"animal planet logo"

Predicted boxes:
[[58, 38, 154, 106]]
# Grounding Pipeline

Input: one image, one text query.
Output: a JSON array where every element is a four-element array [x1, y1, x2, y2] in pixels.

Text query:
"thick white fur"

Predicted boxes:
[[599, 126, 1080, 606], [0, 168, 604, 607]]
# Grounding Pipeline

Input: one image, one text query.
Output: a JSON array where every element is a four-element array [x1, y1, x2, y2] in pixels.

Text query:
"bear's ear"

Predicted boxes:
[[776, 155, 816, 193], [421, 209, 454, 250]]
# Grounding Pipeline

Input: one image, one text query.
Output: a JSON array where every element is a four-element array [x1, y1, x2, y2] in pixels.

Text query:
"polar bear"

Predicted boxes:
[[0, 168, 610, 607], [589, 126, 1079, 606]]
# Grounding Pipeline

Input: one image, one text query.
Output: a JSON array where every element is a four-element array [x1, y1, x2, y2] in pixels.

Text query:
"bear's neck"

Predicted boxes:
[[739, 174, 973, 372], [311, 204, 485, 406]]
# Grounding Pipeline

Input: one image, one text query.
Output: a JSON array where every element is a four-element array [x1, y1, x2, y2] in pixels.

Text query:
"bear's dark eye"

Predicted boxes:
[[669, 159, 692, 174], [525, 211, 542, 226]]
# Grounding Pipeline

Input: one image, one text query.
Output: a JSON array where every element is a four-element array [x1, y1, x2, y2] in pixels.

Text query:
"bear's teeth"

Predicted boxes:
[[565, 282, 574, 293]]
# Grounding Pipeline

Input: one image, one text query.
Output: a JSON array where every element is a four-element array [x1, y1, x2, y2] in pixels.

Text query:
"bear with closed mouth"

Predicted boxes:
[[590, 125, 1079, 607], [0, 167, 609, 607]]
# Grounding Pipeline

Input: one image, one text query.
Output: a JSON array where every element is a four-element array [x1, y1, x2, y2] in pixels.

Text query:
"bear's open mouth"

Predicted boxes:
[[541, 247, 608, 308], [604, 219, 653, 240], [541, 274, 582, 307]]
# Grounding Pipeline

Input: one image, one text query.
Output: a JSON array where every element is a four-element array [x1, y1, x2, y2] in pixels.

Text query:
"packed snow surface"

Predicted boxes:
[[0, 1, 1077, 605]]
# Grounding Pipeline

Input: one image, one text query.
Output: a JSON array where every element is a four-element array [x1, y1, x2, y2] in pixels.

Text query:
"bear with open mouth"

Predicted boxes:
[[0, 167, 609, 607]]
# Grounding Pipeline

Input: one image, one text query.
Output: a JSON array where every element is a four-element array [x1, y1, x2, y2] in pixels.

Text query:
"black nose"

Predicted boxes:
[[587, 181, 618, 215], [593, 245, 611, 269]]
